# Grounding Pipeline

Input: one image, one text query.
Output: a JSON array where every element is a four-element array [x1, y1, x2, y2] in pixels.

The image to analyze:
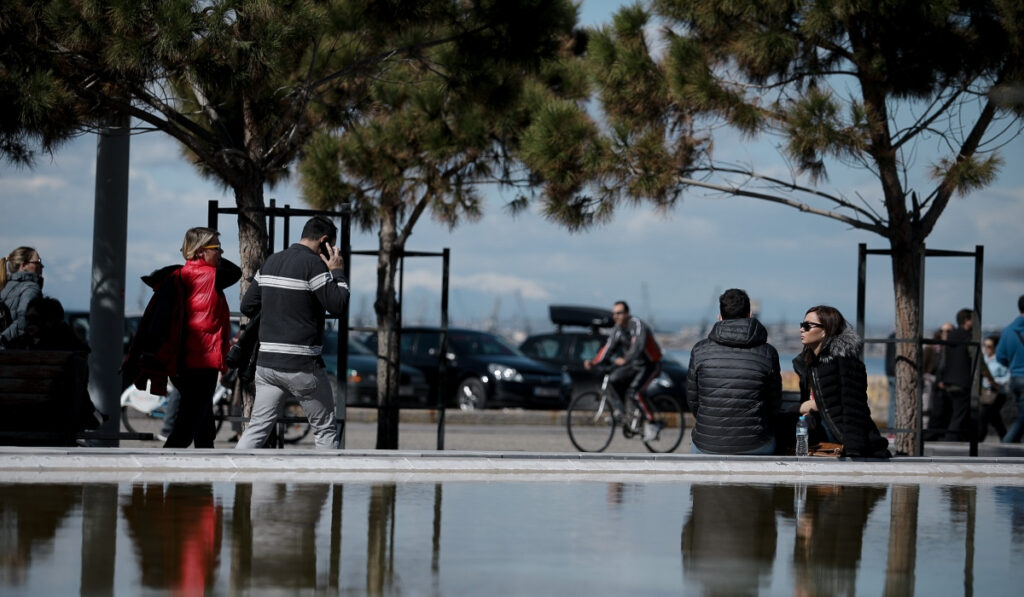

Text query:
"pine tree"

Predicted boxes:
[[5, 1, 578, 434], [527, 0, 1024, 455], [300, 0, 582, 448]]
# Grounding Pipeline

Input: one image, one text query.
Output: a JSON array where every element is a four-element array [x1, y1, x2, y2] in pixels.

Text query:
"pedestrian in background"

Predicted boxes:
[[997, 295, 1024, 443], [978, 334, 1008, 442], [932, 309, 974, 441], [1, 246, 44, 346]]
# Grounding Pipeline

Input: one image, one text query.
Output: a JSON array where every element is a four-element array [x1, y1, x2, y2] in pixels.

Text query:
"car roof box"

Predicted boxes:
[[549, 305, 613, 331]]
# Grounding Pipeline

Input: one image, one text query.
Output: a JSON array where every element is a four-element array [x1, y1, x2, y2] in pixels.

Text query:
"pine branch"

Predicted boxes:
[[676, 175, 888, 235], [697, 164, 885, 226], [919, 97, 998, 236], [308, 24, 493, 91], [890, 87, 966, 151]]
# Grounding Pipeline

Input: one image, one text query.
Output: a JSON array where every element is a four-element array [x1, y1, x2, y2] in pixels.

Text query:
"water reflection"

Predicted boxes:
[[1, 479, 1023, 594], [121, 484, 223, 592], [681, 484, 779, 595], [994, 486, 1024, 546], [793, 484, 886, 596], [0, 484, 80, 587]]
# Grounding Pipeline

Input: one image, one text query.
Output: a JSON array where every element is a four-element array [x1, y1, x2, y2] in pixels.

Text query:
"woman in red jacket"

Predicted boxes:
[[165, 227, 240, 448]]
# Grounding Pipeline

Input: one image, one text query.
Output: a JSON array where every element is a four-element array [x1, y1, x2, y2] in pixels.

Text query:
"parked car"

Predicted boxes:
[[65, 310, 140, 353], [65, 311, 142, 389], [519, 305, 689, 408], [363, 327, 572, 410], [321, 328, 430, 408]]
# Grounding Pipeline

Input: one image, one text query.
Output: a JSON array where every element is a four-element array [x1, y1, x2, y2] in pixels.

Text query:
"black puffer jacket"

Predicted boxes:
[[686, 318, 782, 453], [793, 326, 889, 458]]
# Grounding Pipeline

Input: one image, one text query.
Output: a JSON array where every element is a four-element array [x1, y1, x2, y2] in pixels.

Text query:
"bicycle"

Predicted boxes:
[[566, 372, 685, 453], [120, 371, 311, 443]]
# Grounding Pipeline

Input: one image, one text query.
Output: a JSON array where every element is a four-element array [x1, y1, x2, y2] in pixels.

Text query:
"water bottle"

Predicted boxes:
[[796, 415, 809, 457]]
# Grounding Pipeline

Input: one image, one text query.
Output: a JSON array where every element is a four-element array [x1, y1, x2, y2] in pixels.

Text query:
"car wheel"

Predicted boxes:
[[456, 378, 487, 411]]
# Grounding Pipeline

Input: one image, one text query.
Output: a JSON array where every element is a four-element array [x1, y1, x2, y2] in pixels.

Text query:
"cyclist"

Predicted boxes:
[[584, 300, 664, 441]]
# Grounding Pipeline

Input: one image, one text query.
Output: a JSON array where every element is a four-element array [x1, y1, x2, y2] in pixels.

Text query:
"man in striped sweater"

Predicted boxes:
[[236, 216, 350, 449]]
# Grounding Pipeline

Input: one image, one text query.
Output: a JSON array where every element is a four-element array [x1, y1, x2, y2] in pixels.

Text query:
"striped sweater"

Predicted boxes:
[[241, 243, 350, 372]]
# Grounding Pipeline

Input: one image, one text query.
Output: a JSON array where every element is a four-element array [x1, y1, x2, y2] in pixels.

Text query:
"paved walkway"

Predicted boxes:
[[2, 445, 1023, 485]]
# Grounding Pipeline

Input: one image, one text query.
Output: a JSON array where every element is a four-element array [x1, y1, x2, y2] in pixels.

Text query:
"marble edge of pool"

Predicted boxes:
[[1, 447, 1024, 485]]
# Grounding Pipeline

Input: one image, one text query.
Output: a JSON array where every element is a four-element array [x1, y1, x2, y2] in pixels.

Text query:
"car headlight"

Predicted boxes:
[[348, 368, 376, 384], [487, 364, 523, 382], [654, 372, 673, 388]]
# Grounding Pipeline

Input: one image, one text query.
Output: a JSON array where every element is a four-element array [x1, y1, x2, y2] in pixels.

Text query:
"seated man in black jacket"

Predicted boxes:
[[686, 288, 782, 454]]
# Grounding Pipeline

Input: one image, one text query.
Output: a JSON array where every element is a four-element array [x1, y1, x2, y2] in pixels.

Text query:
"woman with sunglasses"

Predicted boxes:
[[0, 246, 45, 346], [793, 305, 889, 457], [164, 227, 241, 448]]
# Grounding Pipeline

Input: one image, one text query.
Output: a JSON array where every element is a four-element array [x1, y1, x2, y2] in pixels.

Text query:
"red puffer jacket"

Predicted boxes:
[[180, 259, 230, 371]]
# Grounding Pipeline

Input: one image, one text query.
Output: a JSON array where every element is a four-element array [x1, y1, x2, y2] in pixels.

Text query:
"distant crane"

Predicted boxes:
[[514, 289, 531, 336], [699, 286, 721, 336], [641, 281, 655, 330], [486, 296, 502, 333]]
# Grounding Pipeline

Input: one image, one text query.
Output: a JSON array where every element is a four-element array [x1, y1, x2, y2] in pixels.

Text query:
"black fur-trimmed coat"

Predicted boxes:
[[792, 326, 889, 458]]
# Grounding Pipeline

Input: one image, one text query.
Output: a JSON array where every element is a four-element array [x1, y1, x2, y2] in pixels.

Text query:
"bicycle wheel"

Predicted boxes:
[[643, 394, 685, 453], [121, 406, 138, 434], [567, 391, 616, 452], [281, 399, 312, 444], [213, 400, 229, 434]]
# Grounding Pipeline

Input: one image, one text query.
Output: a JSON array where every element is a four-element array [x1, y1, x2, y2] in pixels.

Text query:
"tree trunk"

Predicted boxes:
[[374, 209, 402, 449], [232, 176, 268, 424], [890, 241, 924, 456], [884, 484, 918, 596]]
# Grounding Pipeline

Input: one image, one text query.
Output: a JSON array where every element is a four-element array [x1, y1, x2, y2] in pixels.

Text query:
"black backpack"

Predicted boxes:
[[0, 299, 12, 338], [225, 312, 260, 382]]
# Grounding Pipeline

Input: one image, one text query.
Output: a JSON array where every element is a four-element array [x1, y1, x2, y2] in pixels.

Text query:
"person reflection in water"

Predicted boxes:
[[242, 483, 330, 591], [121, 484, 222, 593], [0, 484, 81, 586], [681, 484, 779, 595], [792, 484, 886, 597]]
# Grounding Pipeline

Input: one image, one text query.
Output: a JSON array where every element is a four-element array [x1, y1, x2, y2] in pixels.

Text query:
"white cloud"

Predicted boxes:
[[0, 174, 68, 194], [401, 268, 551, 300]]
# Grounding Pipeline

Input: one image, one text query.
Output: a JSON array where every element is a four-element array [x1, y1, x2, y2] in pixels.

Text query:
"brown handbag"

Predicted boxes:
[[809, 442, 844, 457]]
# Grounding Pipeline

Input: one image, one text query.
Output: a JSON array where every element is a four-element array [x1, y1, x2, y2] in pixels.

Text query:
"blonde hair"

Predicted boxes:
[[0, 246, 37, 290], [181, 228, 220, 260]]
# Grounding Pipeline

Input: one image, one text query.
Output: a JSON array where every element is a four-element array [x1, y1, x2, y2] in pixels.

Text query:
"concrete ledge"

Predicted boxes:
[[348, 407, 698, 427], [1, 446, 1023, 485]]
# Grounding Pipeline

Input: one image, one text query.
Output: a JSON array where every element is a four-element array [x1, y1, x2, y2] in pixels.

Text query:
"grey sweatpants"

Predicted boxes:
[[236, 365, 339, 449]]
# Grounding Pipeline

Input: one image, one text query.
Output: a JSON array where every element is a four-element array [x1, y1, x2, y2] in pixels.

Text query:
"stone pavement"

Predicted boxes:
[[2, 442, 1023, 485]]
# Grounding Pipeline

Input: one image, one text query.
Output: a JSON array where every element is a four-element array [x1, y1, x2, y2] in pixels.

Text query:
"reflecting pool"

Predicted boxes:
[[1, 480, 1023, 595]]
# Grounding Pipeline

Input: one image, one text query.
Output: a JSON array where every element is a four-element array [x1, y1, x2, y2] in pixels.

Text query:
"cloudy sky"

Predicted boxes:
[[1, 0, 1022, 336]]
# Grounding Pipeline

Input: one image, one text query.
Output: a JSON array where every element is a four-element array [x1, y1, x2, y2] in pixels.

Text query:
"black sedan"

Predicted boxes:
[[363, 327, 572, 410]]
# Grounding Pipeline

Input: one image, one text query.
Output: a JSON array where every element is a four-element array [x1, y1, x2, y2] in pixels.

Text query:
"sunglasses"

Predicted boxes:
[[612, 310, 627, 316], [799, 321, 824, 332]]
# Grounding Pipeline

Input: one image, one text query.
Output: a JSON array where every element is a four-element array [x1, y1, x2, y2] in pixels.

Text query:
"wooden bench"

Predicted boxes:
[[0, 350, 89, 446]]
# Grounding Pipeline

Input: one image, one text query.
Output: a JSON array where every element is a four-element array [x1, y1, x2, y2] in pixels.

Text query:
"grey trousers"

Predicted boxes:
[[236, 365, 339, 449]]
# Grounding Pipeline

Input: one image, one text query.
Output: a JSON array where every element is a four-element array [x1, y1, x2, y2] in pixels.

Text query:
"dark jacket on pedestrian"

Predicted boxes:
[[686, 318, 782, 454], [0, 270, 43, 344], [792, 326, 889, 458], [938, 327, 972, 388], [241, 243, 349, 372]]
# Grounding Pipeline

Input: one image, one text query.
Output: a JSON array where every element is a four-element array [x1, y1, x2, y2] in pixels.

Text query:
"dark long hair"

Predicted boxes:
[[801, 305, 846, 363]]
